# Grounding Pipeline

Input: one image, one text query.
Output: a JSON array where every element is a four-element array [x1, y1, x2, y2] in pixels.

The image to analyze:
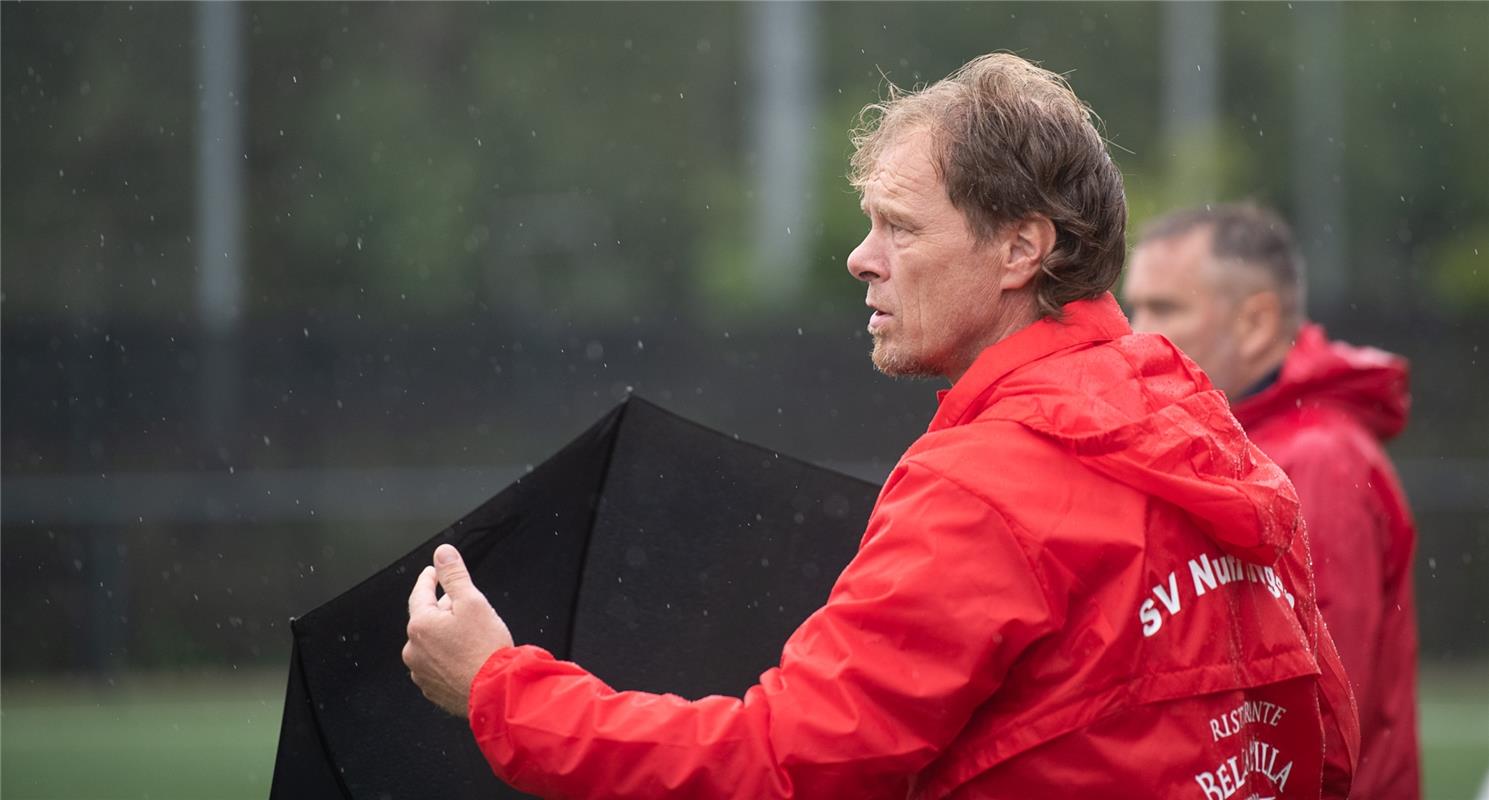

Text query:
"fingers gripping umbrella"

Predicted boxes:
[[270, 398, 879, 799]]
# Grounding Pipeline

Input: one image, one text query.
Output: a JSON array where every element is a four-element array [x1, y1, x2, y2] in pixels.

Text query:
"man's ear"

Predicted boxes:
[[1000, 216, 1057, 291], [1235, 290, 1284, 362]]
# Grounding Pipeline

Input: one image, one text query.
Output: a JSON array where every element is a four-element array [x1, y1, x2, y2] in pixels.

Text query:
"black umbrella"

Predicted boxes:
[[270, 397, 879, 799]]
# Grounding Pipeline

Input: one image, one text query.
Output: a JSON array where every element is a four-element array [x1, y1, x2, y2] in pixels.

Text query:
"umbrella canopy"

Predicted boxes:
[[270, 397, 879, 799]]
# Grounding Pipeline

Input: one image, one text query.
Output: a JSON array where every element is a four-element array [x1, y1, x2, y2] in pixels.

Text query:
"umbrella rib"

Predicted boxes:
[[281, 641, 358, 799], [559, 398, 632, 660]]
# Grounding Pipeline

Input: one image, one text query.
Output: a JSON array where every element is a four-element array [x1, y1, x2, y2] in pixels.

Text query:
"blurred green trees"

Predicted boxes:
[[6, 2, 1485, 322]]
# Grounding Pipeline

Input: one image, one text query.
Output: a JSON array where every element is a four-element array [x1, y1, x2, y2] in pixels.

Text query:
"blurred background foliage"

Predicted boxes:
[[10, 3, 1485, 322], [3, 3, 1487, 798]]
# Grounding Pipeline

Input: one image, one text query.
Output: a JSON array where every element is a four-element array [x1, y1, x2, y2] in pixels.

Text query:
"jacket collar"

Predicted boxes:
[[929, 293, 1131, 432]]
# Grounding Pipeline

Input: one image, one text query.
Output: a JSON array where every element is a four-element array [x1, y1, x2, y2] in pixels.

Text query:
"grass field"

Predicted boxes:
[[2, 671, 283, 800], [3, 663, 1485, 799]]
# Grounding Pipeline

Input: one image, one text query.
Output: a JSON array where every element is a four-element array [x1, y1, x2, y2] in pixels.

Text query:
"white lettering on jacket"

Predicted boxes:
[[1139, 572, 1181, 636], [1138, 553, 1296, 638], [1193, 739, 1294, 799], [1188, 553, 1295, 608], [1208, 700, 1289, 742]]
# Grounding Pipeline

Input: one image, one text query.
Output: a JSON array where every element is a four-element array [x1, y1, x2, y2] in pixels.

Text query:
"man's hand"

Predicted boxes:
[[403, 543, 514, 716]]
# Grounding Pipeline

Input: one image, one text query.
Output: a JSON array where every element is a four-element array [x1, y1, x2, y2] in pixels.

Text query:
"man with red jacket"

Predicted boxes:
[[1125, 204, 1419, 798], [404, 55, 1358, 798]]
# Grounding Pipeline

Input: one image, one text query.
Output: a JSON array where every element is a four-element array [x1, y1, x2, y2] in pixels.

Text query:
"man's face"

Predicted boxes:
[[846, 129, 1011, 382], [1123, 228, 1247, 396]]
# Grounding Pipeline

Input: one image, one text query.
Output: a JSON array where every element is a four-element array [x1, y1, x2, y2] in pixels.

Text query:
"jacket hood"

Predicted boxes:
[[1233, 324, 1409, 441], [937, 296, 1301, 566]]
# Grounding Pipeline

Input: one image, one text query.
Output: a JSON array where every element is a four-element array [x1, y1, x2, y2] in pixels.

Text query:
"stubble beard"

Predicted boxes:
[[870, 332, 941, 378]]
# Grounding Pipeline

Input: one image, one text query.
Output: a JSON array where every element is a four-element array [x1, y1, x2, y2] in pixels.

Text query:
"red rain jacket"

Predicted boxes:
[[468, 295, 1359, 799], [1233, 325, 1420, 799]]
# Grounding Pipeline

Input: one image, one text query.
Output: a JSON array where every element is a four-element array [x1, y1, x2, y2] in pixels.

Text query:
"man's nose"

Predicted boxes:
[[846, 234, 883, 283]]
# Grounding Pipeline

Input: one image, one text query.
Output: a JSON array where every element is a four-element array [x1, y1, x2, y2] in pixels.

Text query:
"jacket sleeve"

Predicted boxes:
[[1281, 428, 1386, 720], [466, 462, 1059, 799]]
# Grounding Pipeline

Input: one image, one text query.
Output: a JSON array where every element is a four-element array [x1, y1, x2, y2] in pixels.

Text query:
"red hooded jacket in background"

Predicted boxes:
[[467, 295, 1359, 799], [1233, 325, 1420, 799]]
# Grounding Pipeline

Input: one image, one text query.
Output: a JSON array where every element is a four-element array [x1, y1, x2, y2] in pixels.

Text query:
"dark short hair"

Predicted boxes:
[[1138, 204, 1306, 322], [849, 54, 1128, 319]]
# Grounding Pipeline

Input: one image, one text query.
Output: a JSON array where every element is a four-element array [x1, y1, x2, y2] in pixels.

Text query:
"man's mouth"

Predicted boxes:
[[868, 308, 892, 332]]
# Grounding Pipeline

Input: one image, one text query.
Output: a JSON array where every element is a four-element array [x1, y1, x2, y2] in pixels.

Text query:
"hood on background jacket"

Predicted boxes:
[[1234, 324, 1410, 441]]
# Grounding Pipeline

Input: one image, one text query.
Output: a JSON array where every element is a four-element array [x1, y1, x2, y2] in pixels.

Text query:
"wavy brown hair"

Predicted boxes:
[[850, 54, 1127, 319]]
